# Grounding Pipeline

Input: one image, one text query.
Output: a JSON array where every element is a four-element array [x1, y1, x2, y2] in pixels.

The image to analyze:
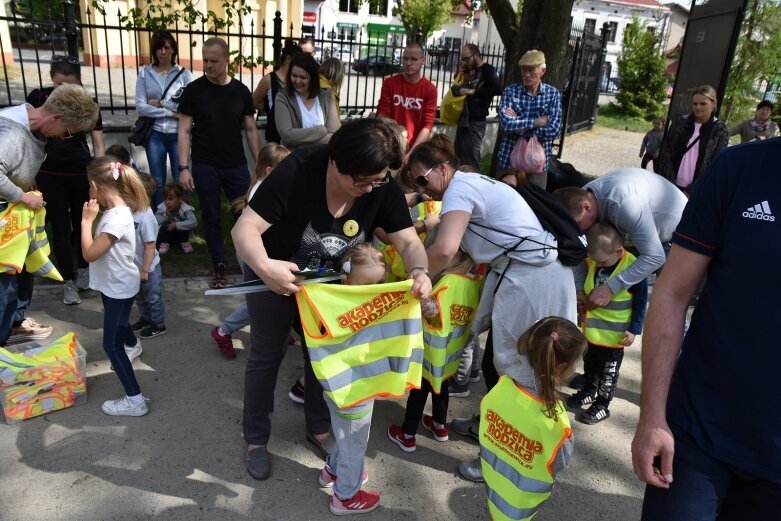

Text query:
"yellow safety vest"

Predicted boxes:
[[422, 273, 483, 393], [380, 200, 442, 282], [0, 332, 87, 423], [480, 376, 573, 521], [0, 193, 62, 281], [296, 280, 424, 409], [583, 251, 635, 348]]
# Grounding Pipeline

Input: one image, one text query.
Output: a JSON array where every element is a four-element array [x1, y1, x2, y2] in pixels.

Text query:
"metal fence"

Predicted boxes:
[[0, 2, 506, 126]]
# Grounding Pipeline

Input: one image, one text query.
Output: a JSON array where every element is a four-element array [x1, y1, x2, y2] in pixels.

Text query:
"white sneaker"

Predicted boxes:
[[76, 268, 90, 290], [101, 396, 149, 416], [125, 340, 142, 363], [62, 280, 81, 305]]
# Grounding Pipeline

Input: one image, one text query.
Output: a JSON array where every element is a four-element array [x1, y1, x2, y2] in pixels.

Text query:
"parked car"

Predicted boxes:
[[352, 55, 401, 76]]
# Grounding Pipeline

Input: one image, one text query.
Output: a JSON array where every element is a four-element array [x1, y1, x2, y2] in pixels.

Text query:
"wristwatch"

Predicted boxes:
[[408, 266, 429, 277], [178, 165, 189, 172]]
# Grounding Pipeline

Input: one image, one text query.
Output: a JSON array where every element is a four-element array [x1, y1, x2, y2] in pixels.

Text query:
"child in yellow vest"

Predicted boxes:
[[567, 223, 648, 424], [319, 243, 388, 516], [388, 225, 480, 452], [480, 316, 586, 520]]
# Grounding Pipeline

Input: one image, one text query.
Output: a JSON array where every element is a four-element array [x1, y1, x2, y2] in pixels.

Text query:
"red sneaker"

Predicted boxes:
[[329, 490, 380, 516], [210, 327, 236, 359], [422, 414, 449, 441], [387, 424, 416, 452], [318, 466, 368, 488]]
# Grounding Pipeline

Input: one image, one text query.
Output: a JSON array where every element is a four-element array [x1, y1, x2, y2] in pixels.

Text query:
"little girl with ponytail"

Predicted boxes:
[[479, 316, 586, 520], [81, 156, 151, 417]]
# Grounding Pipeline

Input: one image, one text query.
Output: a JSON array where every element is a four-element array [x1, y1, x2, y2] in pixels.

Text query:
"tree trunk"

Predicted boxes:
[[486, 0, 576, 176]]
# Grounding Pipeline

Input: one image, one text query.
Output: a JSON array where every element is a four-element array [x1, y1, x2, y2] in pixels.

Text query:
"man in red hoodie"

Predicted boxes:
[[376, 42, 437, 155]]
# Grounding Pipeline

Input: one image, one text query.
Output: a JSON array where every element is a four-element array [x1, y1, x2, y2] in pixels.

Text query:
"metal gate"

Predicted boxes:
[[559, 22, 609, 147]]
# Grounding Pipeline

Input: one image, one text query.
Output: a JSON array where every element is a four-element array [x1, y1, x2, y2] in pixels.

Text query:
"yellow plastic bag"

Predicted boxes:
[[440, 75, 467, 127]]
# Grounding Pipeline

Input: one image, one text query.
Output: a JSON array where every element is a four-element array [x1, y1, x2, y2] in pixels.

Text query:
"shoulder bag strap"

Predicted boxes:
[[161, 67, 186, 99]]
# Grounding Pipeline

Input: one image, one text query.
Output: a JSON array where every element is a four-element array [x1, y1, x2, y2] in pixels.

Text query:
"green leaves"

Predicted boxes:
[[616, 17, 668, 120]]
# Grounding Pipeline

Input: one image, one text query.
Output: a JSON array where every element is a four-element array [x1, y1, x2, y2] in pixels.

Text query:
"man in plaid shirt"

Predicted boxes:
[[497, 50, 562, 189]]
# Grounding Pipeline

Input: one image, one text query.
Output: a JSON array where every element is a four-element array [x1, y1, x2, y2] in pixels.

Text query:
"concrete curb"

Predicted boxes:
[[33, 275, 245, 296]]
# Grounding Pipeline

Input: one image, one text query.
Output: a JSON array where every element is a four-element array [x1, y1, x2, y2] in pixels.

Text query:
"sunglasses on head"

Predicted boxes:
[[51, 55, 79, 65]]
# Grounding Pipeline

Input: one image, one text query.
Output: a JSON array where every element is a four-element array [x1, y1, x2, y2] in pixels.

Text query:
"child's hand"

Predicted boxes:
[[620, 331, 636, 347], [167, 222, 177, 232], [82, 199, 100, 223]]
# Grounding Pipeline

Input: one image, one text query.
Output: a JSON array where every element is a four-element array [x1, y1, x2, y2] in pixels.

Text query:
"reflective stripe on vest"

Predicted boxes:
[[295, 280, 424, 409], [422, 273, 482, 393], [583, 251, 635, 347], [479, 376, 572, 521]]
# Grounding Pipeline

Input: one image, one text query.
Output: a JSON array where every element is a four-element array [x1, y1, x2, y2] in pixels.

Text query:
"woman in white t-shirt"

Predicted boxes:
[[274, 53, 340, 150], [81, 157, 151, 417], [404, 141, 577, 481]]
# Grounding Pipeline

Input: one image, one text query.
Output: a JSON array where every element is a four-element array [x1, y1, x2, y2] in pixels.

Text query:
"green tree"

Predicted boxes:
[[615, 17, 667, 119], [392, 0, 464, 41], [722, 0, 781, 124], [91, 0, 267, 70]]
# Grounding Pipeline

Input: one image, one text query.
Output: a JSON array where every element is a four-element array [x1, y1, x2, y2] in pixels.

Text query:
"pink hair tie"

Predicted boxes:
[[109, 161, 121, 180], [550, 331, 559, 342]]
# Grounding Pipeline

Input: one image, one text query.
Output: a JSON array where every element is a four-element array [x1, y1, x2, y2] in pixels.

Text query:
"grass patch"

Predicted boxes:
[[595, 103, 654, 134], [158, 191, 239, 278]]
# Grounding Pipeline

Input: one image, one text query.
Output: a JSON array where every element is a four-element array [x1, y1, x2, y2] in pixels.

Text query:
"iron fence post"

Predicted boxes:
[[592, 22, 610, 124], [273, 11, 282, 65], [62, 0, 79, 60]]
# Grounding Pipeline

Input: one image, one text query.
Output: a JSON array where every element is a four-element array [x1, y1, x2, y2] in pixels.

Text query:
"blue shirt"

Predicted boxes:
[[497, 82, 562, 172], [669, 137, 781, 484]]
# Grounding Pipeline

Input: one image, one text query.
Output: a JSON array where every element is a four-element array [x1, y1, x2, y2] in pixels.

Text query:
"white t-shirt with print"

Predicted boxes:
[[440, 171, 558, 266], [89, 206, 140, 299], [133, 208, 160, 271]]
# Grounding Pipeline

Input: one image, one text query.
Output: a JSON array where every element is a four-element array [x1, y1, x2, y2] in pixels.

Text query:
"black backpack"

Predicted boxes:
[[515, 183, 587, 266]]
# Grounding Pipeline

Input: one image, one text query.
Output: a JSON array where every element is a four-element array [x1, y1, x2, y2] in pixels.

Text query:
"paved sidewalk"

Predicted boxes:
[[0, 279, 645, 521]]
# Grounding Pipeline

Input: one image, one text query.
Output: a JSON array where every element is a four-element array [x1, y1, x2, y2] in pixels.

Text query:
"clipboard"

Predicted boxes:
[[205, 271, 345, 296]]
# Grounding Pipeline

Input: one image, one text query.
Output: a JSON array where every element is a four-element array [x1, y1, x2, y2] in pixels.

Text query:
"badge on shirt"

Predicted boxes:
[[343, 220, 359, 237]]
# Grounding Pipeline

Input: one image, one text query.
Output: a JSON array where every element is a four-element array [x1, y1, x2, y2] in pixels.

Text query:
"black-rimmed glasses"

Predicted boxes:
[[51, 55, 80, 65], [460, 54, 474, 62], [353, 171, 391, 189], [414, 164, 438, 188]]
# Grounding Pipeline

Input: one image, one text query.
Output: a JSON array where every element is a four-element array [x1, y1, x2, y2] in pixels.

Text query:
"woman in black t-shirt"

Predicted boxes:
[[232, 119, 432, 496], [27, 57, 104, 306]]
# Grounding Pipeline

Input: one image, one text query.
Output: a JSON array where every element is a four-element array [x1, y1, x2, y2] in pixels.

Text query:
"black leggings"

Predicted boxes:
[[36, 172, 89, 281], [482, 329, 499, 392], [402, 378, 449, 435], [582, 343, 625, 407], [243, 288, 330, 446]]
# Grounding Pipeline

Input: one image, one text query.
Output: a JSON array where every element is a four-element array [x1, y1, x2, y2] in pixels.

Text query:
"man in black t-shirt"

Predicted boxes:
[[632, 139, 781, 519], [452, 44, 502, 169], [177, 37, 260, 288]]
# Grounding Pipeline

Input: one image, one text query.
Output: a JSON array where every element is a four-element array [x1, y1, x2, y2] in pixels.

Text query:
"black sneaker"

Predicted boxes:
[[578, 403, 610, 424], [131, 318, 150, 333], [566, 390, 596, 408], [139, 323, 167, 339], [289, 380, 305, 404]]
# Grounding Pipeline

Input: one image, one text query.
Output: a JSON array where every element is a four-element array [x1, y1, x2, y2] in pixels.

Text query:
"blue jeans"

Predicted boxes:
[[101, 293, 142, 396], [145, 130, 180, 209], [191, 162, 249, 266], [642, 422, 781, 520], [13, 269, 33, 325], [325, 394, 374, 500], [135, 263, 165, 325], [0, 273, 17, 345]]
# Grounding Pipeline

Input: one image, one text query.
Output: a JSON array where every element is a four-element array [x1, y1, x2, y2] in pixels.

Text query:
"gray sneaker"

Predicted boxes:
[[458, 457, 484, 482], [76, 268, 90, 290], [452, 414, 480, 440], [62, 280, 81, 305], [101, 396, 149, 417]]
